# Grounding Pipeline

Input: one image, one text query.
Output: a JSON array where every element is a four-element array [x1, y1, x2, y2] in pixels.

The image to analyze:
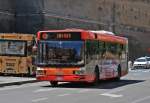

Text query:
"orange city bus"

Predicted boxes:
[[35, 29, 128, 86], [0, 33, 36, 76]]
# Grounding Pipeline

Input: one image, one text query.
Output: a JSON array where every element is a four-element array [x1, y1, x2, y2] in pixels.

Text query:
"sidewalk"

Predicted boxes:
[[0, 76, 38, 87]]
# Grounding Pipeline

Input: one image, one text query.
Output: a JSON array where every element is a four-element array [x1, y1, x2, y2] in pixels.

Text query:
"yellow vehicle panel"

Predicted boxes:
[[0, 33, 34, 41], [0, 33, 36, 75]]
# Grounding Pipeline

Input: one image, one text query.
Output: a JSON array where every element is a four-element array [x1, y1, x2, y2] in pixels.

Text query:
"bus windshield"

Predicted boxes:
[[0, 40, 26, 56], [37, 41, 84, 66]]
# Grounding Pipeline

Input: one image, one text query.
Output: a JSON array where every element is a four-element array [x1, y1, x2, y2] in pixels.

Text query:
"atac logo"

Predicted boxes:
[[42, 33, 48, 39]]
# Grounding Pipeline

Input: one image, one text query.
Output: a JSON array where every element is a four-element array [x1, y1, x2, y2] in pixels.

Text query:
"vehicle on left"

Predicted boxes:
[[0, 33, 36, 76]]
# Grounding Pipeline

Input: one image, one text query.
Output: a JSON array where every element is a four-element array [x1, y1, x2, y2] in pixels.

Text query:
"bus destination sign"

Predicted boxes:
[[56, 33, 71, 39], [41, 32, 81, 40]]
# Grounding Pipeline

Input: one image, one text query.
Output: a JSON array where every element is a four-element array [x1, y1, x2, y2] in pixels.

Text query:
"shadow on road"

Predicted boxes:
[[41, 79, 145, 89]]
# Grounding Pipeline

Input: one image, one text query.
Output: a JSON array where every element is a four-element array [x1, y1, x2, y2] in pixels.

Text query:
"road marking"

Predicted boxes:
[[33, 88, 57, 93], [106, 88, 124, 94], [58, 93, 71, 97], [100, 88, 124, 98], [100, 93, 123, 98], [78, 89, 91, 93], [32, 97, 48, 103], [132, 73, 141, 76], [131, 96, 150, 103], [130, 70, 150, 73], [143, 70, 150, 72]]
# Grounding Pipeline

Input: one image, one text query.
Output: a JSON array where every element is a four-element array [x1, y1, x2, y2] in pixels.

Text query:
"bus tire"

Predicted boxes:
[[27, 67, 31, 76], [93, 67, 99, 85], [50, 81, 58, 87], [115, 65, 121, 81], [0, 73, 4, 76]]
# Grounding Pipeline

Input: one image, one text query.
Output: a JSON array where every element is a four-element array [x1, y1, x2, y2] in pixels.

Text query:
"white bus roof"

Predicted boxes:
[[90, 30, 115, 35]]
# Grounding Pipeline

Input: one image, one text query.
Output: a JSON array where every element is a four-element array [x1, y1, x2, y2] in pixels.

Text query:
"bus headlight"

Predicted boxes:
[[36, 67, 45, 76], [74, 67, 86, 75]]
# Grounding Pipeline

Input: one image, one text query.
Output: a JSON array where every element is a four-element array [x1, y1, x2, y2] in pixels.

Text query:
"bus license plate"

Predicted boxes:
[[56, 76, 63, 81]]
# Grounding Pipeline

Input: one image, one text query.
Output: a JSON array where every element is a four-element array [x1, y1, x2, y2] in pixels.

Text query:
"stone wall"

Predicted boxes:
[[114, 0, 150, 60], [43, 0, 113, 30], [0, 0, 150, 60], [0, 0, 15, 32], [15, 0, 44, 33], [42, 0, 150, 60]]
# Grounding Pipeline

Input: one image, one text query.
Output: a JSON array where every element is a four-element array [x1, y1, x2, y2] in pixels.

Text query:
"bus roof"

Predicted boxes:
[[38, 29, 85, 33], [37, 29, 128, 44], [90, 30, 115, 35], [0, 33, 35, 41]]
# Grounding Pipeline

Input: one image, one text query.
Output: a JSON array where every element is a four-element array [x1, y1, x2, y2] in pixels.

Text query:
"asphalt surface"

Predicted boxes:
[[0, 76, 37, 87], [0, 69, 150, 103]]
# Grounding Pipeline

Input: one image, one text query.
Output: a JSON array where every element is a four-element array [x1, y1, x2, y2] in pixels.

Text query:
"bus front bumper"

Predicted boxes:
[[36, 75, 93, 82]]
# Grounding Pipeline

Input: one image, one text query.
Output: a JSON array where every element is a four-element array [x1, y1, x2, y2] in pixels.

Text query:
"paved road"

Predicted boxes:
[[0, 69, 150, 103]]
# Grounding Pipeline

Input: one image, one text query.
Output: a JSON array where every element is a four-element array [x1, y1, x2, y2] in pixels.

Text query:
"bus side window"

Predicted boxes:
[[86, 40, 90, 55], [93, 40, 99, 59], [118, 44, 126, 59], [86, 40, 97, 55], [106, 42, 110, 52], [122, 44, 126, 51], [85, 40, 91, 63], [99, 41, 105, 56], [85, 40, 99, 63], [93, 40, 99, 54], [117, 44, 124, 55], [111, 43, 117, 54]]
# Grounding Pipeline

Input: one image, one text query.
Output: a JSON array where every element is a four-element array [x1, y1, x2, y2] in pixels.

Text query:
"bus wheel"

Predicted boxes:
[[115, 65, 121, 81], [93, 67, 99, 85], [0, 73, 4, 76], [50, 81, 58, 87], [27, 67, 31, 76]]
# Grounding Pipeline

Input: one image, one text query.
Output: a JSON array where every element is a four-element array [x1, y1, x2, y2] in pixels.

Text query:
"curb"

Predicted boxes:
[[0, 80, 39, 87]]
